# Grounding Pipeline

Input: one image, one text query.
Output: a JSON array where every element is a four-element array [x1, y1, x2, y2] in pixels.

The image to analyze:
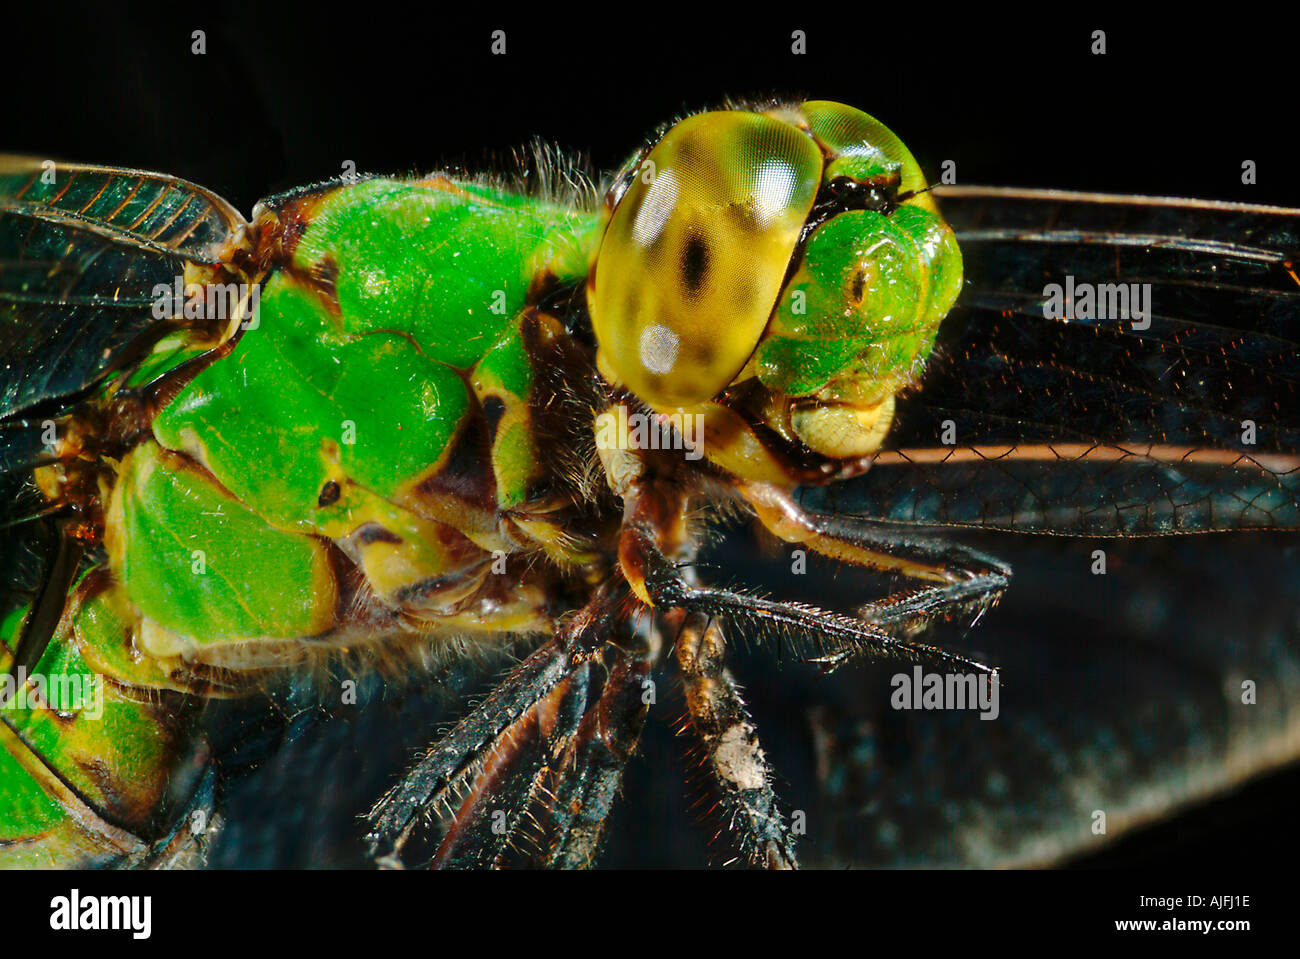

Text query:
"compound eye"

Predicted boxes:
[[800, 100, 933, 207], [590, 111, 822, 408]]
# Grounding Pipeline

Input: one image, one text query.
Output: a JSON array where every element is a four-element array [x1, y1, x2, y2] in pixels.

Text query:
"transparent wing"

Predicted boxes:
[[0, 158, 248, 420], [802, 188, 1300, 535], [778, 190, 1300, 867]]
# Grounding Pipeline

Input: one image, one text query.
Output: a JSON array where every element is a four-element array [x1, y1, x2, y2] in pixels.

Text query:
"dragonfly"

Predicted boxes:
[[1, 100, 1296, 869]]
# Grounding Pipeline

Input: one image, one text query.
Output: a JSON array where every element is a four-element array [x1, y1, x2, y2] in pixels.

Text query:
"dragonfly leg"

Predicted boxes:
[[738, 482, 1012, 647], [672, 609, 798, 869], [406, 615, 654, 869], [363, 581, 623, 867], [540, 625, 656, 868], [429, 660, 595, 868], [622, 525, 998, 675]]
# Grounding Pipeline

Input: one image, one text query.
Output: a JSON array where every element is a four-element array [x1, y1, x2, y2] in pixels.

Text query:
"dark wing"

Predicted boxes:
[[704, 530, 1300, 869], [0, 157, 247, 422], [784, 189, 1300, 867], [0, 160, 248, 655], [802, 187, 1300, 535]]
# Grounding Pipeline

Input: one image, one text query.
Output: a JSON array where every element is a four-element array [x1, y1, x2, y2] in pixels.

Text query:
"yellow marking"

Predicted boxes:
[[740, 482, 952, 583], [873, 443, 1300, 474], [688, 400, 802, 486], [0, 720, 146, 855], [507, 514, 596, 566]]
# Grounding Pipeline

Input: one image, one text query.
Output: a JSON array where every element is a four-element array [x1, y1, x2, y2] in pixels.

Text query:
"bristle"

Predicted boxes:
[[188, 625, 540, 705]]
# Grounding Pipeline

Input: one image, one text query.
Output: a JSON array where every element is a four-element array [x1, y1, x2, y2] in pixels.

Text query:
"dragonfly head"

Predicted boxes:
[[587, 100, 962, 477]]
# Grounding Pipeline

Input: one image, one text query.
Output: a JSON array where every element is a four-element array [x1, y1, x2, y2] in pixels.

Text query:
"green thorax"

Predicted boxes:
[[151, 176, 602, 536], [276, 176, 599, 367]]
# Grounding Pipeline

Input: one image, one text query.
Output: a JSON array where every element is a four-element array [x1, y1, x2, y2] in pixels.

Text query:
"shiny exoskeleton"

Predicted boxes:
[[32, 96, 1298, 868]]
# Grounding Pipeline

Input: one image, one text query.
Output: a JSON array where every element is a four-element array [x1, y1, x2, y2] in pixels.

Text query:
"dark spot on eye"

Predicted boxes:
[[850, 270, 867, 304], [682, 233, 710, 293], [318, 480, 341, 507], [482, 395, 506, 440]]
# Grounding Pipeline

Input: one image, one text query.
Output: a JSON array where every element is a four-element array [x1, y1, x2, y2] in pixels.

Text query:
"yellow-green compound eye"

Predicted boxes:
[[590, 111, 822, 408], [800, 100, 936, 213]]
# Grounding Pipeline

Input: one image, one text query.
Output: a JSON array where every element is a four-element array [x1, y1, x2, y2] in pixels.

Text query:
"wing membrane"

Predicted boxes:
[[0, 159, 248, 418], [803, 188, 1300, 534]]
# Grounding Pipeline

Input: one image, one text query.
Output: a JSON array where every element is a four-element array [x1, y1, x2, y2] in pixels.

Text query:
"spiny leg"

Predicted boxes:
[[540, 625, 656, 868], [413, 629, 654, 869], [673, 609, 797, 869], [625, 525, 998, 675], [738, 483, 1012, 655], [613, 489, 1004, 868], [364, 582, 622, 866], [430, 661, 593, 868], [363, 638, 572, 865]]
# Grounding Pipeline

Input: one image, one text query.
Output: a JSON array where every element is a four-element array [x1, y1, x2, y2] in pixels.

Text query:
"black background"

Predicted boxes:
[[7, 8, 1296, 211], [4, 3, 1298, 879]]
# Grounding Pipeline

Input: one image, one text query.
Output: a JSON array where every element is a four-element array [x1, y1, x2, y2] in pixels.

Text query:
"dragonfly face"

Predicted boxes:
[[590, 101, 962, 469], [1, 97, 1296, 870]]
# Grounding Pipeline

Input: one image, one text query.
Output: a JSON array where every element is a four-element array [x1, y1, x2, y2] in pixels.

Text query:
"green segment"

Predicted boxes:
[[141, 176, 608, 641], [156, 178, 600, 533], [110, 441, 336, 645], [1, 585, 205, 864], [154, 275, 473, 535], [291, 178, 599, 367], [10, 627, 171, 829], [0, 605, 67, 846], [757, 205, 962, 398], [0, 740, 65, 833]]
